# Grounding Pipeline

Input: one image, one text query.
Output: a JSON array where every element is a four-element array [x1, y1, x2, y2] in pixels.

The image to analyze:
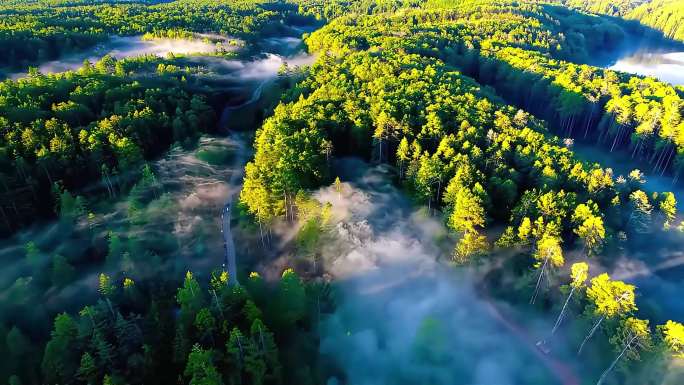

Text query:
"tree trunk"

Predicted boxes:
[[660, 145, 674, 176], [578, 315, 605, 355], [610, 125, 623, 152], [530, 256, 549, 304], [596, 335, 637, 385], [552, 286, 575, 335], [211, 289, 224, 319], [42, 163, 53, 185], [258, 218, 266, 248], [584, 103, 596, 139]]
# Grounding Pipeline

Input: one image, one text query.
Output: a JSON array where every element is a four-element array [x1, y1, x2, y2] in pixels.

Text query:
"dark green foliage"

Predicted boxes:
[[19, 268, 326, 385], [0, 54, 217, 234]]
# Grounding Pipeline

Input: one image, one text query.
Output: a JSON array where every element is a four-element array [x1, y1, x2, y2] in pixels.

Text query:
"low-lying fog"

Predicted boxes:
[[0, 134, 245, 324], [5, 35, 230, 79], [561, 143, 684, 322], [307, 158, 684, 384], [312, 159, 577, 385], [0, 26, 315, 346], [572, 143, 683, 209], [608, 51, 684, 86]]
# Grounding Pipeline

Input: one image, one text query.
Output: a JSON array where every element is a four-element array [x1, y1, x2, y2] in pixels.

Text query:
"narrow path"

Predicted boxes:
[[221, 136, 245, 286], [219, 80, 266, 285]]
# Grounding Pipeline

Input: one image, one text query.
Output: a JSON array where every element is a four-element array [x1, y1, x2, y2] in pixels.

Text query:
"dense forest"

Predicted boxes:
[[1, 0, 684, 385], [563, 0, 684, 42]]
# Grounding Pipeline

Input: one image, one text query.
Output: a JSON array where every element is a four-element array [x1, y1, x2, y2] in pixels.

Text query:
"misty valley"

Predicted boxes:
[[1, 1, 684, 385]]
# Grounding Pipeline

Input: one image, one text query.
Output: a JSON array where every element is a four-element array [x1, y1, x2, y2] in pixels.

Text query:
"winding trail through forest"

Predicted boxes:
[[219, 80, 266, 285]]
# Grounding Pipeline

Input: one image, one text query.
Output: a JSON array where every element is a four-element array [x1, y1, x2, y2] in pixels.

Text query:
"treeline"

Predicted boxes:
[[563, 0, 684, 42], [562, 0, 649, 16], [626, 0, 684, 42], [245, 8, 678, 260], [0, 0, 317, 69], [461, 47, 684, 180], [0, 54, 216, 234], [0, 132, 331, 384]]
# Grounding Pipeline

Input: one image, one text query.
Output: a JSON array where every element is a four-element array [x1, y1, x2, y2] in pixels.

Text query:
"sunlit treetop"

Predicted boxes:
[[586, 273, 637, 318], [661, 320, 684, 358], [570, 262, 589, 289]]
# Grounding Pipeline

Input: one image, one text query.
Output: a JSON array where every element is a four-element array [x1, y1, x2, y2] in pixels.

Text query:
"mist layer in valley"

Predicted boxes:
[[4, 35, 235, 80], [0, 25, 315, 347], [291, 158, 684, 385], [0, 135, 246, 330], [608, 51, 684, 85], [307, 159, 579, 385]]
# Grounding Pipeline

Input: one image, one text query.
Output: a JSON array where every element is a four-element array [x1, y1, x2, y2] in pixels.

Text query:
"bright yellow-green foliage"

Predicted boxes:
[[608, 317, 652, 361], [563, 0, 684, 42], [0, 53, 216, 233], [516, 217, 532, 244], [625, 317, 651, 340], [572, 202, 606, 256], [627, 0, 684, 42], [533, 233, 564, 269], [658, 192, 677, 228], [562, 0, 646, 16], [570, 262, 589, 289], [447, 185, 486, 232], [304, 1, 684, 179], [122, 277, 134, 289], [661, 320, 684, 358], [0, 0, 320, 68], [98, 273, 114, 297], [453, 229, 489, 263], [586, 273, 637, 318]]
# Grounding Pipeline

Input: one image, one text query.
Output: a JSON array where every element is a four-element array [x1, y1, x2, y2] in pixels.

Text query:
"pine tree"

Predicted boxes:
[[184, 344, 223, 385], [250, 319, 281, 384], [226, 328, 245, 385], [42, 313, 79, 383], [51, 254, 75, 288], [77, 352, 98, 385], [660, 320, 684, 358]]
